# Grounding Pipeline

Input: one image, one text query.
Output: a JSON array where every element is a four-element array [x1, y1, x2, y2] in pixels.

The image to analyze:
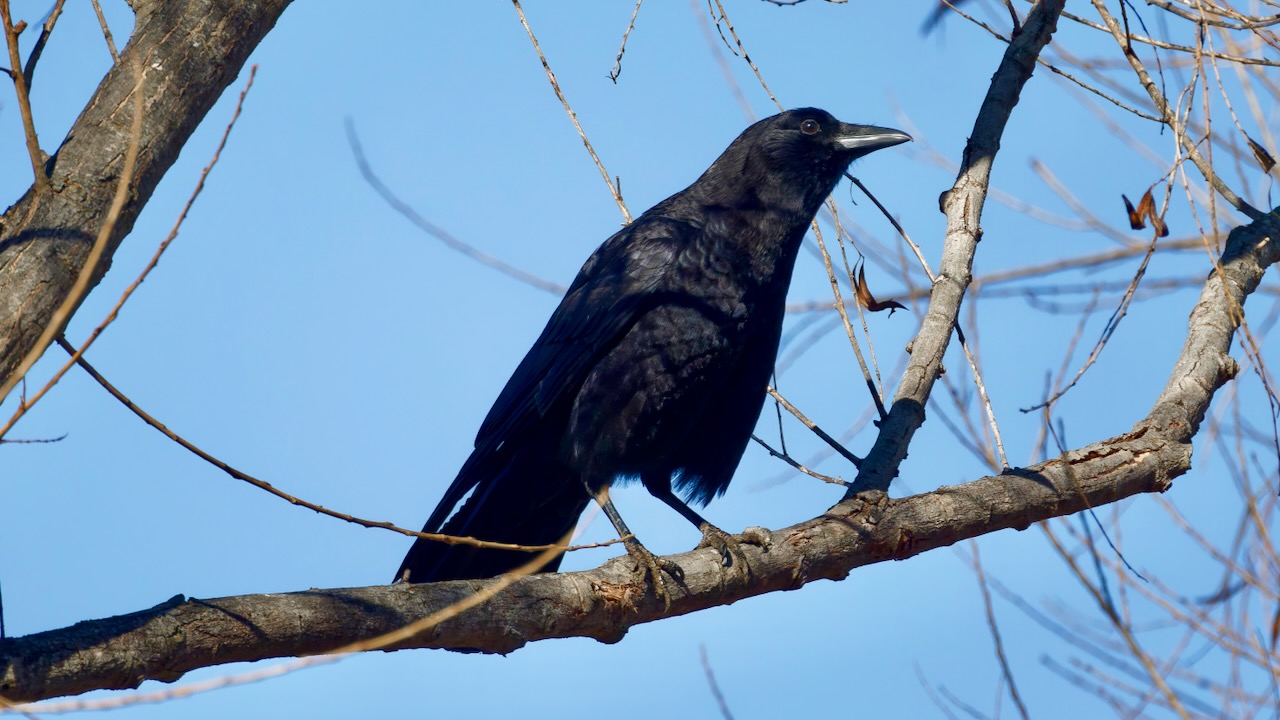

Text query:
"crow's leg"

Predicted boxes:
[[590, 485, 683, 607], [641, 480, 770, 573]]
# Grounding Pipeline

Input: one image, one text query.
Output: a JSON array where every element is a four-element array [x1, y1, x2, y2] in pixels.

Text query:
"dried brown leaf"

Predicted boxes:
[[1122, 189, 1168, 237], [1122, 194, 1141, 230], [1245, 133, 1275, 174], [855, 265, 905, 315]]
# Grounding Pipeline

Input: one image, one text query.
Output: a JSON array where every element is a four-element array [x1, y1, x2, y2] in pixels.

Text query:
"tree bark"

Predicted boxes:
[[0, 0, 293, 398]]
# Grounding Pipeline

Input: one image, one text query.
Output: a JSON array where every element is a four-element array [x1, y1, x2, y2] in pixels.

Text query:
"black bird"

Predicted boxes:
[[397, 108, 909, 588]]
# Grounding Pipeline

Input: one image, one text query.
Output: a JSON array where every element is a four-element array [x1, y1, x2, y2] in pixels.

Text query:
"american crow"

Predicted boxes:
[[397, 108, 909, 589]]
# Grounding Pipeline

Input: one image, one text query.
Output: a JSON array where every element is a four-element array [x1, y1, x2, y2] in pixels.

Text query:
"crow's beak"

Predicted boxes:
[[836, 125, 912, 154]]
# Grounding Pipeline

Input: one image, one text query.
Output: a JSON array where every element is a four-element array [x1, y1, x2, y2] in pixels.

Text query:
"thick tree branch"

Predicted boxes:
[[848, 0, 1066, 495], [0, 428, 1194, 703], [0, 0, 293, 399], [1146, 212, 1278, 437], [2, 199, 1273, 703]]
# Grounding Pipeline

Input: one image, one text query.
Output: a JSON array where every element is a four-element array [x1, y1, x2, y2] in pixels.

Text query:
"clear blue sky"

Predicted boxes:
[[2, 1, 1274, 717]]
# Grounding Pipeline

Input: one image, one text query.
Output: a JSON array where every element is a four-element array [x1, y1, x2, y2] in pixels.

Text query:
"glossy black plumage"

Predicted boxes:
[[396, 108, 909, 583]]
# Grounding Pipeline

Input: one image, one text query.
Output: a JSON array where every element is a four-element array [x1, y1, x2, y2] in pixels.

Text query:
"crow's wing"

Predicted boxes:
[[421, 215, 699, 532]]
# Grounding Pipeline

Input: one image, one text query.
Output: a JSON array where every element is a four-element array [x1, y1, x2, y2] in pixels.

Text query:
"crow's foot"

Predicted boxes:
[[623, 538, 684, 608], [696, 523, 770, 575]]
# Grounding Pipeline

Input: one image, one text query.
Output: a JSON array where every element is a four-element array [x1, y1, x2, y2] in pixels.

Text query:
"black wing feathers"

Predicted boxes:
[[397, 109, 909, 583]]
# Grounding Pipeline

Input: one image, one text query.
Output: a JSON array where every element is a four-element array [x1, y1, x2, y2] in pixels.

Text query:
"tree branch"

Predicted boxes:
[[3, 195, 1273, 703], [0, 425, 1192, 703], [847, 0, 1066, 495], [0, 0, 293, 399]]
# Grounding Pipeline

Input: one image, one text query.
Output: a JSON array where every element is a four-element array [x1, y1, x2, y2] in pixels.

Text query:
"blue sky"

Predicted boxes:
[[2, 1, 1276, 717]]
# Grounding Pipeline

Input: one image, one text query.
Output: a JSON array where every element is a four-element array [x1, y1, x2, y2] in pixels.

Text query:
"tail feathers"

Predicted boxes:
[[395, 445, 589, 583]]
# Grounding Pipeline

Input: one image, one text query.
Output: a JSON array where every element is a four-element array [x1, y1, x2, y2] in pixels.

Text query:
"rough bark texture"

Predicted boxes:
[[0, 0, 292, 398]]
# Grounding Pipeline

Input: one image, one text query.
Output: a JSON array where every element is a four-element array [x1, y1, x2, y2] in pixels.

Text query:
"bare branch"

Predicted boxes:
[[511, 0, 631, 223], [0, 0, 294, 397], [0, 59, 146, 432], [20, 0, 64, 89], [0, 421, 1196, 703], [608, 0, 644, 82], [346, 120, 566, 296], [1089, 0, 1262, 220], [0, 0, 49, 195], [849, 0, 1067, 495]]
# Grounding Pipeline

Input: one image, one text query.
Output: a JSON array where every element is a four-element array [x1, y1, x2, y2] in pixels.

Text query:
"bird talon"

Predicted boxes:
[[696, 523, 761, 574], [624, 539, 682, 607]]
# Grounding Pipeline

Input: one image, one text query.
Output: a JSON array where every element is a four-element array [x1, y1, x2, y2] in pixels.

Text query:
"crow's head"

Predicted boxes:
[[755, 107, 910, 178], [694, 108, 910, 215]]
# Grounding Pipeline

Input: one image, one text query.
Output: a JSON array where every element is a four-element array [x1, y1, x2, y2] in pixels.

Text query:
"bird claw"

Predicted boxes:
[[697, 523, 769, 573], [623, 539, 683, 608]]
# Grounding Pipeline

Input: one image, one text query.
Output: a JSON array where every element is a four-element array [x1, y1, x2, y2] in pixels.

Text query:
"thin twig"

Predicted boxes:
[[914, 662, 965, 720], [1030, 290, 1101, 462], [812, 220, 888, 420], [512, 0, 631, 223], [0, 433, 66, 445], [941, 1, 1165, 121], [0, 691, 42, 720], [699, 644, 736, 720], [1043, 413, 1146, 581], [848, 175, 934, 282], [750, 434, 846, 486], [690, 0, 754, 122], [89, 0, 117, 61], [1090, 0, 1261, 220], [57, 338, 624, 556], [1022, 226, 1162, 413], [953, 323, 1009, 469], [970, 541, 1030, 719], [608, 0, 643, 83], [1041, 521, 1193, 719], [1062, 8, 1280, 67], [0, 0, 49, 195], [837, 231, 886, 397], [0, 58, 145, 428], [346, 119, 565, 295], [20, 0, 63, 89], [708, 0, 782, 110], [766, 386, 862, 467]]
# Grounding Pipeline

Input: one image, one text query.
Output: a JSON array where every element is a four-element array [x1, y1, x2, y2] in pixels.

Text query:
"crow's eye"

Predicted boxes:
[[800, 119, 820, 135]]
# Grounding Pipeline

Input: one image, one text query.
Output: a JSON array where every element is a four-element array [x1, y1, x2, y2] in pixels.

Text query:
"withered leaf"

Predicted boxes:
[[1122, 194, 1141, 229], [1122, 188, 1169, 238], [1245, 133, 1276, 174], [855, 265, 905, 315]]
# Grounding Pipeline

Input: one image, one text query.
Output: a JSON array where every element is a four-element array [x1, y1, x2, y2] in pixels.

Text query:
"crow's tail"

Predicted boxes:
[[394, 443, 590, 584]]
